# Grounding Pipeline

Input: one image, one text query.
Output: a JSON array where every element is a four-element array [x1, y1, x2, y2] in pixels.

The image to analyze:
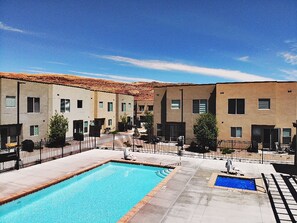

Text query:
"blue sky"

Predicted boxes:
[[0, 0, 296, 83]]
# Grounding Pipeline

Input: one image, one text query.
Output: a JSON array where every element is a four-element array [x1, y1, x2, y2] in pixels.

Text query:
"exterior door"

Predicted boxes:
[[263, 128, 279, 150], [0, 129, 8, 149], [73, 120, 83, 134], [165, 122, 185, 142]]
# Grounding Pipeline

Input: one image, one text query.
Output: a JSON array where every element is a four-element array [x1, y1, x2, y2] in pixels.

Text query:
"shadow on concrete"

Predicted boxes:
[[272, 163, 297, 175]]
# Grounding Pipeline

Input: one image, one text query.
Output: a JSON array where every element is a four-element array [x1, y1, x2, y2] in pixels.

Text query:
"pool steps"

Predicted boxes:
[[156, 169, 173, 178]]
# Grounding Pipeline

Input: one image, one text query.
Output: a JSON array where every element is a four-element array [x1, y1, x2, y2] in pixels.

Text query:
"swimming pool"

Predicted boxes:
[[0, 161, 171, 223], [215, 175, 256, 191]]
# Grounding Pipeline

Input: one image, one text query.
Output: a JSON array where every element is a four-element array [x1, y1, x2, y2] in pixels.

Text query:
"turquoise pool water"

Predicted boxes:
[[0, 162, 169, 223]]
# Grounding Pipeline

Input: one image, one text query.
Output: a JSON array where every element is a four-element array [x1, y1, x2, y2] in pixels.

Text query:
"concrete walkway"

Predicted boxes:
[[0, 150, 276, 222]]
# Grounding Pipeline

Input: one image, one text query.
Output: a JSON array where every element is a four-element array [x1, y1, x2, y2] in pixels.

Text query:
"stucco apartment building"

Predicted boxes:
[[0, 77, 134, 149], [134, 99, 154, 127], [154, 81, 297, 149]]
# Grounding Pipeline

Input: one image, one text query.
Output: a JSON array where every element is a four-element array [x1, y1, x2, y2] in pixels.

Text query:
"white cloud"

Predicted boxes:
[[0, 21, 26, 33], [284, 39, 297, 52], [280, 69, 297, 80], [22, 69, 62, 74], [97, 55, 273, 81], [28, 67, 44, 70], [280, 52, 297, 65], [46, 61, 68, 66], [69, 70, 159, 83], [236, 56, 249, 62]]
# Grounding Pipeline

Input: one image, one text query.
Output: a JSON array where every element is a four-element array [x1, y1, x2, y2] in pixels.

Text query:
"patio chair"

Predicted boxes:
[[275, 142, 285, 154], [123, 148, 136, 161]]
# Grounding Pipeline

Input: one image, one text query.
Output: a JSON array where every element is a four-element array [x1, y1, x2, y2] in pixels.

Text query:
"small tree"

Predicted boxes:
[[119, 113, 128, 131], [109, 130, 119, 150], [193, 113, 218, 150], [144, 111, 153, 142], [48, 112, 68, 147]]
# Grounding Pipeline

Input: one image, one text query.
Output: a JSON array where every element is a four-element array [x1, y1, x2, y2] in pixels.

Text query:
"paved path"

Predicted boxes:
[[0, 150, 276, 222]]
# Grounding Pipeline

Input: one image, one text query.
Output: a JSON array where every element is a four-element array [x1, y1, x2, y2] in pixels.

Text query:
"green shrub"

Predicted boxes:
[[221, 148, 235, 154]]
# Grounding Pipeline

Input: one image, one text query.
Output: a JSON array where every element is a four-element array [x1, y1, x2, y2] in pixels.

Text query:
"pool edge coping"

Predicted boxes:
[[117, 160, 180, 223], [0, 158, 180, 223], [0, 159, 113, 205], [208, 172, 266, 194]]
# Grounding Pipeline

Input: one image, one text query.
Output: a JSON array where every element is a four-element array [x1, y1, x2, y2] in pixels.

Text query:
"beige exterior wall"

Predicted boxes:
[[116, 94, 134, 128], [154, 85, 216, 142], [0, 78, 50, 142], [153, 88, 167, 128], [49, 84, 93, 139], [135, 100, 154, 116], [154, 82, 297, 146], [216, 82, 297, 143], [0, 78, 134, 147], [94, 91, 117, 132]]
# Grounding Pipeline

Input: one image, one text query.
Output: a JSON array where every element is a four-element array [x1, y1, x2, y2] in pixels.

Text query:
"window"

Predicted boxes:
[[99, 101, 103, 108], [231, 127, 242, 138], [228, 99, 245, 114], [108, 119, 112, 126], [148, 105, 154, 111], [6, 96, 16, 107], [258, 99, 270, 110], [128, 103, 132, 109], [283, 128, 291, 144], [157, 124, 163, 136], [107, 102, 113, 112], [193, 99, 208, 114], [77, 100, 83, 108], [139, 105, 145, 111], [30, 125, 39, 136], [84, 121, 88, 133], [60, 99, 70, 112], [171, 100, 180, 109], [121, 103, 126, 112], [27, 97, 40, 113]]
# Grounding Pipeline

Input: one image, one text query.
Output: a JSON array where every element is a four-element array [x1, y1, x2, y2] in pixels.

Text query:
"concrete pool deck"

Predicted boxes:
[[0, 150, 276, 222]]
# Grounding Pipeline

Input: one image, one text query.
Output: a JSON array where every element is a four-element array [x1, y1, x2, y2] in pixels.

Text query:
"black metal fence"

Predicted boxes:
[[103, 136, 295, 165], [0, 135, 295, 173], [0, 137, 98, 173]]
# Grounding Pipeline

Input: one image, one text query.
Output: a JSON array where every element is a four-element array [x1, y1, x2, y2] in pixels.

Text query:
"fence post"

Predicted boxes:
[[62, 146, 64, 158], [80, 141, 82, 153], [39, 140, 42, 164]]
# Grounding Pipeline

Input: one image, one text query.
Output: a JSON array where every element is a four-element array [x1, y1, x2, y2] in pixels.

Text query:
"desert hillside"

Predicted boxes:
[[0, 72, 176, 100]]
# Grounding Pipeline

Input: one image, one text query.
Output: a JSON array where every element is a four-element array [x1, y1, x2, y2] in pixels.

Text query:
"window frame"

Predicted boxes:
[[231, 127, 242, 138], [60, 99, 70, 113], [171, 99, 181, 109], [5, 96, 16, 108], [148, 105, 154, 111], [228, 99, 245, 114], [121, 102, 126, 112], [108, 119, 112, 126], [139, 105, 145, 112], [77, 100, 83, 109], [27, 97, 40, 113], [193, 99, 208, 114], [84, 121, 88, 133], [282, 128, 291, 144], [107, 102, 113, 112], [258, 98, 270, 110], [30, 125, 39, 136]]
